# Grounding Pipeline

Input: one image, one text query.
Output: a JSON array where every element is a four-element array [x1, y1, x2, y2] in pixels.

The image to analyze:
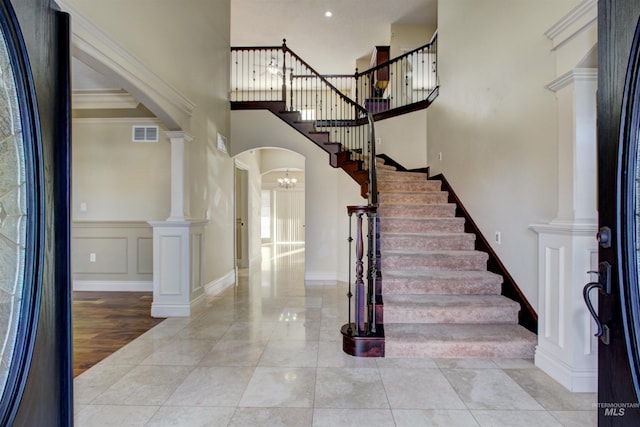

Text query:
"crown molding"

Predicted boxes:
[[72, 89, 138, 109], [545, 0, 597, 49], [72, 117, 163, 125], [546, 68, 597, 92], [57, 0, 195, 130]]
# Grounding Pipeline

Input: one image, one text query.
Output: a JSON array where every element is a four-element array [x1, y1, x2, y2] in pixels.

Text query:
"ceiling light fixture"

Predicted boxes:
[[325, 11, 332, 18], [278, 169, 297, 189]]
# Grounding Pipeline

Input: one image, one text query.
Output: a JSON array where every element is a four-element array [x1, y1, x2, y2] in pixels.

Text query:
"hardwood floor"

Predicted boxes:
[[72, 291, 164, 377]]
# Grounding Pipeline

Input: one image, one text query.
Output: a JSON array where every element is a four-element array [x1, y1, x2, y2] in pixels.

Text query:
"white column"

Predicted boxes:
[[148, 220, 207, 317], [148, 131, 204, 317], [166, 131, 192, 221], [531, 68, 598, 392]]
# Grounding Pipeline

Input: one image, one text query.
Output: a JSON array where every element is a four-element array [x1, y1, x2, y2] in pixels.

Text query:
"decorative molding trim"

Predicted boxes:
[[530, 220, 598, 237], [546, 68, 598, 92], [304, 272, 338, 283], [205, 269, 236, 296], [545, 0, 597, 42], [535, 347, 597, 392], [56, 0, 195, 130], [72, 89, 138, 109], [165, 130, 193, 142], [72, 280, 152, 292], [72, 117, 164, 125], [72, 220, 153, 229]]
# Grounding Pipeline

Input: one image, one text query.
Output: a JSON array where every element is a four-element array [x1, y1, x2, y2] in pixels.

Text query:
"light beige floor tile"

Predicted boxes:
[[435, 358, 498, 369], [491, 358, 535, 369], [472, 410, 562, 427], [270, 321, 321, 341], [76, 404, 159, 427], [392, 409, 480, 427], [549, 410, 598, 427], [312, 408, 396, 427], [74, 364, 136, 404], [165, 366, 255, 406], [504, 368, 596, 410], [92, 365, 193, 405], [199, 339, 267, 367], [145, 406, 235, 427], [442, 369, 544, 410], [228, 408, 313, 427], [258, 340, 319, 367], [140, 338, 214, 366], [379, 368, 466, 409], [376, 357, 438, 369], [239, 367, 316, 408], [315, 367, 388, 409], [317, 340, 378, 368]]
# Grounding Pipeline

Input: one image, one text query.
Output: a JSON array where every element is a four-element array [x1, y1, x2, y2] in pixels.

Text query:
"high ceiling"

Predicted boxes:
[[231, 0, 437, 74], [72, 0, 437, 98]]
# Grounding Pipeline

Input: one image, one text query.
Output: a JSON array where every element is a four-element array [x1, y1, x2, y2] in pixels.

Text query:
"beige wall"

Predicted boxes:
[[231, 110, 363, 282], [390, 24, 437, 60], [72, 119, 171, 221], [376, 109, 428, 169], [67, 0, 234, 286], [427, 0, 580, 311]]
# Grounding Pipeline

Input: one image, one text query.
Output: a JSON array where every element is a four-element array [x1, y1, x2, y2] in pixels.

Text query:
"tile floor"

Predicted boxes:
[[74, 244, 597, 426]]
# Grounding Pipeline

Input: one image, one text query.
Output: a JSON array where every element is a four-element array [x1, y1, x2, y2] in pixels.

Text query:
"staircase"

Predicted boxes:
[[231, 40, 538, 359], [376, 160, 537, 358]]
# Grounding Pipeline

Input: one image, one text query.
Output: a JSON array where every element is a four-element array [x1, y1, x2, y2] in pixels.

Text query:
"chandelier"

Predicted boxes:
[[278, 169, 297, 189]]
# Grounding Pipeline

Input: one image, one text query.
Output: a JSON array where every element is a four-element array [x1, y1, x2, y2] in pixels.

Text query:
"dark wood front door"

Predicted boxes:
[[597, 1, 640, 424]]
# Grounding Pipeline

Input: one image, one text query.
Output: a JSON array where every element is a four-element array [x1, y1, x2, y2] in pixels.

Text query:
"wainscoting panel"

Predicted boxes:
[[72, 221, 153, 290]]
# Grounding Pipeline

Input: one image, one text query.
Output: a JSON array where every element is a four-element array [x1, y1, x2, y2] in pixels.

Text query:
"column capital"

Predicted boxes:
[[546, 68, 597, 93], [165, 130, 193, 142]]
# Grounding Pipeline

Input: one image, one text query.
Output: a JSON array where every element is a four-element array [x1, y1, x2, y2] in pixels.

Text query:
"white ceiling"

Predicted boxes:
[[73, 0, 437, 97], [231, 0, 437, 74]]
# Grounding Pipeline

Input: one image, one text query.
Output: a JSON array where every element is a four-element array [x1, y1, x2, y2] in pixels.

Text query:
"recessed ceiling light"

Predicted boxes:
[[325, 11, 333, 18]]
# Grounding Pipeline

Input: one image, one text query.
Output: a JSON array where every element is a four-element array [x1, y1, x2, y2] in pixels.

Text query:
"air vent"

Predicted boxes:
[[132, 126, 159, 142]]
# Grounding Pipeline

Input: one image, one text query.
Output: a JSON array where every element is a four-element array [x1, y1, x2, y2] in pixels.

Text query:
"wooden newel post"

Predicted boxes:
[[348, 205, 371, 334]]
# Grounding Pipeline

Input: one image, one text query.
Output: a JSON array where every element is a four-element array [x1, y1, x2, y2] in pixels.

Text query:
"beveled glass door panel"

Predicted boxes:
[[0, 9, 27, 394]]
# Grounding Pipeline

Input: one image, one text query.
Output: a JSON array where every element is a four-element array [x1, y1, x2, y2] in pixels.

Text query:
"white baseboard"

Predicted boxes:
[[205, 269, 236, 296], [304, 271, 338, 283], [73, 280, 152, 292], [535, 347, 597, 392], [151, 303, 190, 318]]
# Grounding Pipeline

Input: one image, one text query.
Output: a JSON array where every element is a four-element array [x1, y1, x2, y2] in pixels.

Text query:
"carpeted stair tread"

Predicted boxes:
[[381, 217, 466, 233], [378, 203, 457, 218], [381, 249, 488, 271], [384, 294, 520, 324], [378, 170, 428, 181], [378, 180, 441, 192], [379, 191, 449, 204], [381, 232, 476, 251], [384, 323, 537, 358], [382, 270, 503, 295]]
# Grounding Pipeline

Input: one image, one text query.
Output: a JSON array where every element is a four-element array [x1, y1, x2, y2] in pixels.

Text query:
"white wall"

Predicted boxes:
[[231, 110, 364, 282], [376, 109, 428, 169], [72, 119, 171, 221], [66, 0, 234, 286], [427, 0, 580, 310]]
